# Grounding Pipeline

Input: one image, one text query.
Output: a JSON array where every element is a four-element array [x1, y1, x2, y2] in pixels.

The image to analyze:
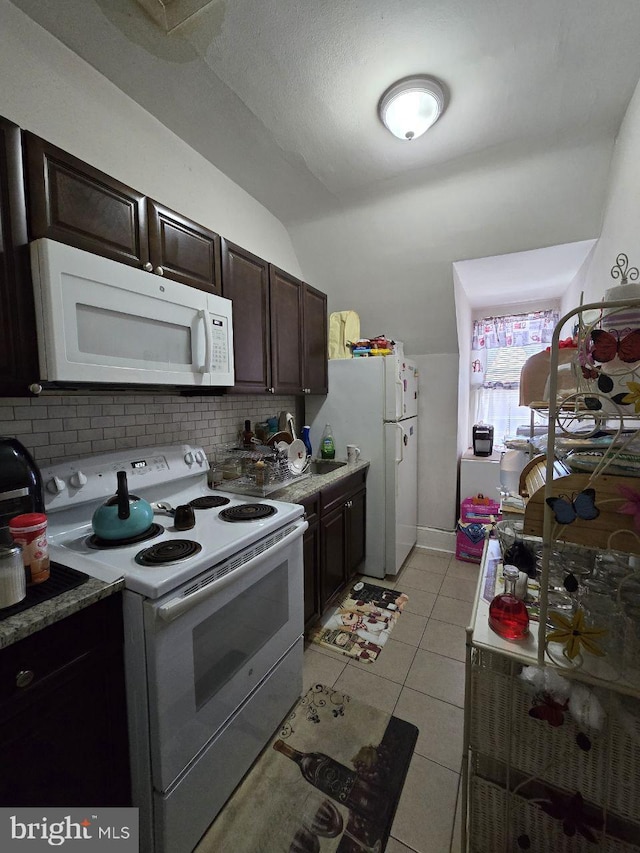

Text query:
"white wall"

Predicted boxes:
[[581, 76, 640, 304], [291, 137, 613, 538], [414, 354, 459, 532], [0, 0, 303, 276]]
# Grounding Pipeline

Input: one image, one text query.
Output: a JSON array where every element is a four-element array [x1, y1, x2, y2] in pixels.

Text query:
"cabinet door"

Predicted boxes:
[[148, 199, 221, 294], [0, 118, 38, 396], [0, 594, 130, 806], [303, 283, 328, 394], [24, 132, 149, 268], [0, 647, 130, 806], [301, 495, 321, 629], [269, 265, 304, 394], [320, 506, 347, 610], [303, 520, 321, 629], [221, 240, 271, 393], [347, 486, 366, 578]]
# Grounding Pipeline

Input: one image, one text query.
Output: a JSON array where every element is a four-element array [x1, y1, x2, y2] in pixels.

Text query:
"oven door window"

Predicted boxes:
[[193, 561, 288, 710], [144, 533, 304, 792]]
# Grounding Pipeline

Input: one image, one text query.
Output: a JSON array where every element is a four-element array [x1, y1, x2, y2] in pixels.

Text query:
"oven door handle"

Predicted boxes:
[[155, 519, 308, 622]]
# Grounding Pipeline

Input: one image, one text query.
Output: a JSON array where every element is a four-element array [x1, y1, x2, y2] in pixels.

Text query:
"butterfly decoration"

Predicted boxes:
[[528, 693, 568, 728], [546, 489, 599, 524], [616, 484, 640, 530], [590, 328, 640, 363]]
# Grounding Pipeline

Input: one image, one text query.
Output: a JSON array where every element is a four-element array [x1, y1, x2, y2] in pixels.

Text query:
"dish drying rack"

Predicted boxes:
[[212, 443, 310, 497]]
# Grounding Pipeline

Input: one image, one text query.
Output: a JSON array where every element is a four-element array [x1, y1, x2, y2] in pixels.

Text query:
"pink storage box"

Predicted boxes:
[[460, 496, 501, 524], [455, 526, 487, 563]]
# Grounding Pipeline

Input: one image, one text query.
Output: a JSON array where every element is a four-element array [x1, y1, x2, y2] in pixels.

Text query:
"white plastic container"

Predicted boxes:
[[0, 543, 26, 608]]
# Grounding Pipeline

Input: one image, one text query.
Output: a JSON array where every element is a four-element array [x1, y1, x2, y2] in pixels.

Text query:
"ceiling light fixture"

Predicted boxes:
[[378, 76, 446, 141]]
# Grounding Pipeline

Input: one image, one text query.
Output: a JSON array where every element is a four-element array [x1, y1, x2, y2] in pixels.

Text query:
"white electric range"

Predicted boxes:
[[41, 444, 307, 853]]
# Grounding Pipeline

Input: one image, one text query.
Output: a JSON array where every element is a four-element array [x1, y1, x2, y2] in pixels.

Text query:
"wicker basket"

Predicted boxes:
[[469, 648, 640, 823], [469, 777, 640, 853]]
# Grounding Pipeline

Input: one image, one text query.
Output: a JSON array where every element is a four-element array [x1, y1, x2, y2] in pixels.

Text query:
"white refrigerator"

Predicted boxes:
[[306, 356, 418, 578]]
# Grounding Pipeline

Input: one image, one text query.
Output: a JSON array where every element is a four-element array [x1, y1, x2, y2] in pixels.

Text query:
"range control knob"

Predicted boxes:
[[69, 471, 88, 488], [46, 476, 66, 495], [184, 451, 194, 465], [195, 451, 205, 465]]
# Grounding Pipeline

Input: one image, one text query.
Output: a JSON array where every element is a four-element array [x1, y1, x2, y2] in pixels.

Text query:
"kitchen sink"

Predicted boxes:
[[309, 459, 347, 475]]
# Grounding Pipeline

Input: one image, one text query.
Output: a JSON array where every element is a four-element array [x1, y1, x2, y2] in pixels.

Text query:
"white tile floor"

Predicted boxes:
[[303, 546, 480, 853]]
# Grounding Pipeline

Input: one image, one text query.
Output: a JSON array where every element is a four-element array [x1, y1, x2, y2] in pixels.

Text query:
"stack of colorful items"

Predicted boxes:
[[455, 494, 501, 563], [351, 336, 395, 357]]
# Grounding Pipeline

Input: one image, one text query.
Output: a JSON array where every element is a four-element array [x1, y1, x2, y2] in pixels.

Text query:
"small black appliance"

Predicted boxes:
[[0, 437, 44, 541], [472, 424, 494, 457]]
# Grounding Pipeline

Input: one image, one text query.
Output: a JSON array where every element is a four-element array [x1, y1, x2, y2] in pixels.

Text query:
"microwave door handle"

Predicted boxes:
[[155, 519, 308, 622], [197, 309, 213, 374]]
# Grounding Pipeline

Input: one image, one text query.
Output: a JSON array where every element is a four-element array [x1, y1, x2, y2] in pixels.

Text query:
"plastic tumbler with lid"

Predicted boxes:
[[9, 512, 50, 585], [0, 543, 26, 607]]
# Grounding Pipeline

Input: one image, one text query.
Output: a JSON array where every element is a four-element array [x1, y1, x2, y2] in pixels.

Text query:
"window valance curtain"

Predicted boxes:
[[472, 310, 558, 350]]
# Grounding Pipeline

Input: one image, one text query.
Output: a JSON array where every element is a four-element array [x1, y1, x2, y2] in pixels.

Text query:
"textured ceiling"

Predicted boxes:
[[9, 0, 640, 226]]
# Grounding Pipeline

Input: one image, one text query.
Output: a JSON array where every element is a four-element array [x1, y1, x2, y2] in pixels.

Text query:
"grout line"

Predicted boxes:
[[388, 833, 421, 853]]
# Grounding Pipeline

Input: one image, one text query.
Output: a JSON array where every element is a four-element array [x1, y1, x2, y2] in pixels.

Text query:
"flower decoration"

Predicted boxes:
[[616, 484, 640, 531], [622, 381, 640, 413], [546, 609, 606, 660], [538, 789, 603, 842], [528, 693, 568, 727]]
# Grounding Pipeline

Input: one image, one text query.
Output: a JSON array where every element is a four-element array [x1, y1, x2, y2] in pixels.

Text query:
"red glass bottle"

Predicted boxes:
[[489, 565, 529, 639]]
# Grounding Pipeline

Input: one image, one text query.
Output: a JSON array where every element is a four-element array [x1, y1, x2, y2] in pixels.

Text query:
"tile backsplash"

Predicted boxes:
[[0, 393, 299, 467]]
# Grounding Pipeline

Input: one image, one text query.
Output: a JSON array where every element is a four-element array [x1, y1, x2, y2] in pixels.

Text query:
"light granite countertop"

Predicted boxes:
[[0, 576, 124, 650], [267, 459, 370, 503]]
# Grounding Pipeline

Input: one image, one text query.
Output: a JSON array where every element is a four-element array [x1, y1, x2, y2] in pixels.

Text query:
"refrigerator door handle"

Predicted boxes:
[[395, 378, 404, 419], [395, 423, 405, 465]]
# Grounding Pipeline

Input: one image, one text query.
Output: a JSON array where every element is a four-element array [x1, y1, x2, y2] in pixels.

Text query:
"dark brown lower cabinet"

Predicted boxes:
[[301, 495, 321, 631], [0, 593, 131, 807], [302, 469, 368, 627]]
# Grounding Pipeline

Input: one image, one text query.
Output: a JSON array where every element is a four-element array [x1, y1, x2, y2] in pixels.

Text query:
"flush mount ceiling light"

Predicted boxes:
[[378, 76, 446, 141]]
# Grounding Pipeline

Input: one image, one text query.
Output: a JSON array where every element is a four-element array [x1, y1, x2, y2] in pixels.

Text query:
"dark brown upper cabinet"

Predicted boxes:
[[147, 199, 221, 294], [269, 265, 304, 395], [24, 132, 149, 269], [302, 283, 328, 395], [0, 119, 39, 396], [24, 134, 221, 294], [221, 241, 328, 396], [221, 239, 271, 393]]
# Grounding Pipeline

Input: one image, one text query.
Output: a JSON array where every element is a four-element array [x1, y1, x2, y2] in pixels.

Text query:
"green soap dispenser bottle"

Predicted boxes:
[[320, 423, 335, 460]]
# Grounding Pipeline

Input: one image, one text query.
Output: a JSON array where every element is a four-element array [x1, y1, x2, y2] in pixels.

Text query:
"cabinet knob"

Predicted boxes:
[[28, 383, 43, 395], [269, 387, 275, 394], [16, 670, 34, 688], [143, 262, 153, 272], [155, 266, 164, 276]]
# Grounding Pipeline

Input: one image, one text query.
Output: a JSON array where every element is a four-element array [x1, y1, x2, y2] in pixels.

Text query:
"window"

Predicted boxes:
[[471, 310, 559, 443]]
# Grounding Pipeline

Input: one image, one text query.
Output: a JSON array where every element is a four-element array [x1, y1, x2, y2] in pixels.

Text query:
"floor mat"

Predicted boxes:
[[195, 683, 419, 853], [308, 581, 409, 662]]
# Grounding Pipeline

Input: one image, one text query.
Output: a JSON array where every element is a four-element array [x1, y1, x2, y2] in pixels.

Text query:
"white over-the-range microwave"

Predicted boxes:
[[29, 238, 234, 388]]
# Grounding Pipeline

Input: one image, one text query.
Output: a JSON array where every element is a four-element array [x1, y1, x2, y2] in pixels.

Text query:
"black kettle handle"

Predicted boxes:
[[116, 471, 131, 520]]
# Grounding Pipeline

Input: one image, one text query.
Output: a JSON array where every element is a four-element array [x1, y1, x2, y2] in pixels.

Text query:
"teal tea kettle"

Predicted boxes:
[[92, 470, 154, 540]]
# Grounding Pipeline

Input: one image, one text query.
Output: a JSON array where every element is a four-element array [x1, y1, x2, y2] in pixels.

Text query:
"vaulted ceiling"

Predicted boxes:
[[10, 0, 640, 227]]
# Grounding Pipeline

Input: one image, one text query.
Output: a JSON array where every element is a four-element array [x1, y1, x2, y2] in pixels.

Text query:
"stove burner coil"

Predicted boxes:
[[218, 504, 277, 522], [87, 523, 164, 549], [189, 496, 231, 509], [135, 539, 202, 566]]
